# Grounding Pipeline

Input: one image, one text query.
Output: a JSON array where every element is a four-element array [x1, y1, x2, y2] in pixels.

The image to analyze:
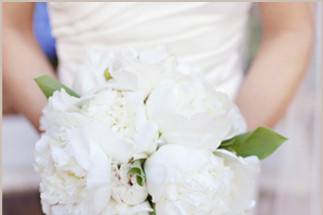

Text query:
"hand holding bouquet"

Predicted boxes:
[[34, 48, 286, 215]]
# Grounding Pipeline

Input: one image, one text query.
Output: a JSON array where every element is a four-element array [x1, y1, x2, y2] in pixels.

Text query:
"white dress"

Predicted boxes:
[[48, 2, 252, 98]]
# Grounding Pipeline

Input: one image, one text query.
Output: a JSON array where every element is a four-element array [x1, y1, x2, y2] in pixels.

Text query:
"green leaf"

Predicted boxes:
[[128, 167, 142, 176], [34, 75, 80, 98], [129, 160, 144, 175], [104, 68, 113, 80], [136, 175, 144, 187], [147, 195, 156, 215], [128, 159, 145, 187], [150, 204, 156, 215], [219, 127, 287, 160]]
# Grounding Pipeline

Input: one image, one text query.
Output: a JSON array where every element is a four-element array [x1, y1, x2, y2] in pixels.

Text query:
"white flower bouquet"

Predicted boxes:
[[34, 48, 286, 215]]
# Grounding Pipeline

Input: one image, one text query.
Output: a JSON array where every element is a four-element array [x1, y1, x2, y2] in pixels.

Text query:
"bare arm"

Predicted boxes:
[[3, 3, 56, 130], [236, 3, 314, 129]]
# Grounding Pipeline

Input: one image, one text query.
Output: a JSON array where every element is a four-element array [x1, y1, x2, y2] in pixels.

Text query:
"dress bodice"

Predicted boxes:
[[48, 2, 251, 98]]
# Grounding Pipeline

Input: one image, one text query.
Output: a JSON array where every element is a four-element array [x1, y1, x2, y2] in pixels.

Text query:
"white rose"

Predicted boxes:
[[144, 144, 259, 215], [35, 122, 113, 215], [146, 76, 246, 151], [111, 163, 148, 205]]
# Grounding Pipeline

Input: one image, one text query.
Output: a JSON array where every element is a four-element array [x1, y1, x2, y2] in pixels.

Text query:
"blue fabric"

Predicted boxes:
[[33, 2, 57, 61]]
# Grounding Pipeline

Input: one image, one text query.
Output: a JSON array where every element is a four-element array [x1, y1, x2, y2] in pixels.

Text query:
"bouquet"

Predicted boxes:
[[34, 48, 286, 215]]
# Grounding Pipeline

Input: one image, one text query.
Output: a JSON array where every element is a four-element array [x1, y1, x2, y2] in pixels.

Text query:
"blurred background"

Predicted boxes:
[[2, 3, 322, 215]]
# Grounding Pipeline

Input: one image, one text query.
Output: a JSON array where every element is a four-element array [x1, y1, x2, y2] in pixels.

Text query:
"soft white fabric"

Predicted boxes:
[[48, 2, 251, 98]]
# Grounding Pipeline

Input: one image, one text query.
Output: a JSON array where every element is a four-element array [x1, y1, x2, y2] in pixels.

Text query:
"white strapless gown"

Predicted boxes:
[[48, 2, 252, 98]]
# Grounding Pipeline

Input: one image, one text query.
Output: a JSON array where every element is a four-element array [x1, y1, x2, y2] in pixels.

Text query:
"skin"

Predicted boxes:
[[3, 3, 55, 131], [236, 3, 314, 129], [3, 3, 314, 131]]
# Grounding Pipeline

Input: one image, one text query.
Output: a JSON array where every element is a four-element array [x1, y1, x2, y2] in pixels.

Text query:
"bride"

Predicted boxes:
[[3, 2, 314, 131], [3, 2, 314, 214]]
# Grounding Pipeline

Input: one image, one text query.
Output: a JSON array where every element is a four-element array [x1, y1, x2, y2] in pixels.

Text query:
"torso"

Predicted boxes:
[[48, 2, 252, 98]]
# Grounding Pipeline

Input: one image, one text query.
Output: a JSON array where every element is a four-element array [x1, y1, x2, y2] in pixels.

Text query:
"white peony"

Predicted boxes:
[[111, 163, 148, 205], [36, 48, 262, 215], [40, 89, 159, 162], [35, 123, 112, 215], [72, 50, 113, 96], [102, 201, 152, 215], [72, 47, 185, 97], [78, 89, 159, 161], [144, 144, 259, 215], [214, 149, 260, 214], [39, 89, 88, 134], [146, 75, 246, 151], [36, 89, 158, 215]]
